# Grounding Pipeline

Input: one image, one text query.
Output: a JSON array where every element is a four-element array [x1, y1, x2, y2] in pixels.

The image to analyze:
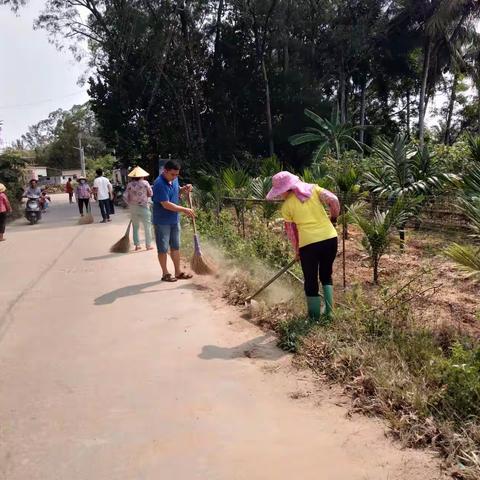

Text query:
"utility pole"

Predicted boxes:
[[74, 134, 86, 177], [79, 134, 85, 177]]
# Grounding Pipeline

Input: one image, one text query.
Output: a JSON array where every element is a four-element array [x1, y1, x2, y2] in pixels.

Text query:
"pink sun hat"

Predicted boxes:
[[266, 171, 314, 202]]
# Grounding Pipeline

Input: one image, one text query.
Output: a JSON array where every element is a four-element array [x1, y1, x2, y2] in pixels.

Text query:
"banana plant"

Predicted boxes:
[[348, 198, 415, 284]]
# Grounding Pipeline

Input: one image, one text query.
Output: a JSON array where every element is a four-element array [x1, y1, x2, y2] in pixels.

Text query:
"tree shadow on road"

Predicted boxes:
[[94, 280, 164, 305], [198, 334, 286, 361]]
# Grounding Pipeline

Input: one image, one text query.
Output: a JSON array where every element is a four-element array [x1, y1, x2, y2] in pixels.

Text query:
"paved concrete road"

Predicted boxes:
[[0, 195, 443, 480]]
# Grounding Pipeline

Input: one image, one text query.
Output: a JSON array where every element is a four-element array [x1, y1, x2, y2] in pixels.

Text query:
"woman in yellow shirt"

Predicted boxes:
[[267, 171, 340, 321]]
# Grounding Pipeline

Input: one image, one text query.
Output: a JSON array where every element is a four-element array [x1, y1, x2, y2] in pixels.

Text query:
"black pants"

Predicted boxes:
[[68, 192, 73, 203], [0, 212, 6, 234], [98, 199, 110, 220], [78, 198, 90, 215], [299, 237, 338, 297]]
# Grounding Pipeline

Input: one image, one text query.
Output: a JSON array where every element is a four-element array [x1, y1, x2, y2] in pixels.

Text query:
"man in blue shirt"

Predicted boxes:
[[152, 160, 194, 282]]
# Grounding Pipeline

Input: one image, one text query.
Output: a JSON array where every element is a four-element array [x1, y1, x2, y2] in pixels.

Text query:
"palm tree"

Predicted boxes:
[[251, 175, 278, 222], [348, 198, 415, 284], [332, 166, 362, 288], [467, 134, 480, 165], [289, 109, 363, 163], [221, 166, 252, 237], [444, 243, 480, 281], [364, 134, 456, 249], [445, 164, 480, 280], [391, 0, 480, 147]]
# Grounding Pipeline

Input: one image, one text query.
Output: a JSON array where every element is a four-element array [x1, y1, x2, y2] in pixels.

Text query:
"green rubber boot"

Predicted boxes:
[[322, 284, 334, 319], [306, 296, 321, 321]]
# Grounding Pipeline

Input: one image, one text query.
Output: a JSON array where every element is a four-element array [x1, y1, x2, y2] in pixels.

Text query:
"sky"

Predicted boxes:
[[0, 0, 90, 146]]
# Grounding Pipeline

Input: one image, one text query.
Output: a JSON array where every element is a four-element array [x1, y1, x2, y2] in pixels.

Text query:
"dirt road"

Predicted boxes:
[[0, 195, 444, 479]]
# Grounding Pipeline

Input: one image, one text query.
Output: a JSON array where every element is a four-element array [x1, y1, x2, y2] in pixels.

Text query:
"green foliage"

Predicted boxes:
[[221, 167, 251, 196], [259, 156, 281, 177], [85, 154, 116, 181], [0, 150, 27, 214], [301, 162, 335, 189], [348, 198, 416, 283], [250, 176, 278, 221], [365, 135, 456, 199], [444, 244, 480, 281], [432, 342, 480, 421], [467, 134, 480, 164], [278, 317, 315, 353], [289, 110, 363, 162], [22, 103, 108, 171]]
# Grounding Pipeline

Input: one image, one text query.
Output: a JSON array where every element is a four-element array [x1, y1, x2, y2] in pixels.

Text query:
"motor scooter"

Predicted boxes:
[[25, 197, 42, 225]]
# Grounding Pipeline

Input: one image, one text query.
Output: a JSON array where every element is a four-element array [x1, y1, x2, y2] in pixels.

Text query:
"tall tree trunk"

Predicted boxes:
[[262, 58, 275, 157], [406, 89, 411, 139], [283, 44, 289, 73], [444, 72, 459, 145], [477, 83, 480, 134], [339, 54, 347, 124], [179, 1, 205, 158], [359, 80, 367, 144], [419, 40, 432, 149], [213, 0, 224, 68], [341, 202, 347, 289]]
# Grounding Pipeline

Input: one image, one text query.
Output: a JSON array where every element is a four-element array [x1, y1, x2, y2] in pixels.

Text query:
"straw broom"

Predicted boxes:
[[187, 192, 215, 275], [110, 221, 132, 253], [78, 202, 94, 225]]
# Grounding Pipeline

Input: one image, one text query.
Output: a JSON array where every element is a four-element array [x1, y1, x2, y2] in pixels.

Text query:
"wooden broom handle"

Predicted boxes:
[[187, 191, 198, 235]]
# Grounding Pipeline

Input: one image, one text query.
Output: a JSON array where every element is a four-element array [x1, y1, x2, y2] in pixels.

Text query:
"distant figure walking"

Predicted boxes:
[[65, 178, 74, 204], [93, 169, 113, 223], [0, 183, 12, 242], [125, 166, 153, 251], [75, 177, 92, 216]]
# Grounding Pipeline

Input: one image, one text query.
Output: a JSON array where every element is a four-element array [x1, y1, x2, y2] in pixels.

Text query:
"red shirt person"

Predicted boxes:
[[65, 178, 74, 204]]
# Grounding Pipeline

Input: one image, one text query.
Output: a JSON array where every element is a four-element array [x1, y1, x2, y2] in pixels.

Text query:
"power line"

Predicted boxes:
[[0, 91, 88, 110]]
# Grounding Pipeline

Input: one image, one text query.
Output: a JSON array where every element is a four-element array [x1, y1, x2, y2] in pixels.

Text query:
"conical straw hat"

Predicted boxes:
[[128, 166, 150, 178]]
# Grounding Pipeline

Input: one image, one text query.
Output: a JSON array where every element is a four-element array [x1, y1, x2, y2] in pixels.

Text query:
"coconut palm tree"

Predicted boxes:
[[348, 198, 415, 284], [364, 134, 456, 249], [445, 164, 480, 280]]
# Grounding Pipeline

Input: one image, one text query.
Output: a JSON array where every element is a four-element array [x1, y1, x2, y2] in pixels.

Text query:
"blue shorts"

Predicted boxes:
[[154, 223, 181, 253]]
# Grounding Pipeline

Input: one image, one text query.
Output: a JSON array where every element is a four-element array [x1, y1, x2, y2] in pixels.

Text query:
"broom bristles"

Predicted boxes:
[[190, 233, 216, 275], [110, 235, 131, 253], [191, 252, 216, 275]]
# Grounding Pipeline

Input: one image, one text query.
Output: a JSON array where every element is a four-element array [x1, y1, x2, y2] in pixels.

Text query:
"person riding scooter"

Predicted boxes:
[[24, 179, 43, 224], [24, 179, 42, 199]]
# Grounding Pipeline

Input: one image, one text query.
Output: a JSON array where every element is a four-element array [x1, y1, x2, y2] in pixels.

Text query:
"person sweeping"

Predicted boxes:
[[266, 171, 340, 322], [152, 160, 195, 282], [125, 166, 154, 251], [0, 183, 12, 242]]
